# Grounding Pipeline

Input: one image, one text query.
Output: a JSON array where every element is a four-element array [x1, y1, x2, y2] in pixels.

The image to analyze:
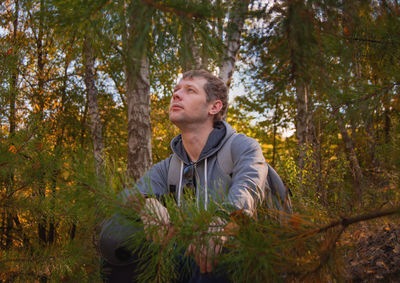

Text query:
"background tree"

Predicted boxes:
[[0, 0, 399, 281]]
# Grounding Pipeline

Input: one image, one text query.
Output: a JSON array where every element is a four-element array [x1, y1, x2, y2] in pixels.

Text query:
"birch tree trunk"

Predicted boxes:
[[218, 0, 251, 87], [126, 57, 152, 181], [180, 23, 201, 72], [295, 81, 310, 170], [124, 5, 153, 181], [4, 0, 19, 249], [83, 35, 105, 180]]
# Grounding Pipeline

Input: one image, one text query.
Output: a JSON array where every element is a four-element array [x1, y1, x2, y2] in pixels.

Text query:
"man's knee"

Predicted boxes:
[[99, 213, 142, 264], [99, 214, 143, 282]]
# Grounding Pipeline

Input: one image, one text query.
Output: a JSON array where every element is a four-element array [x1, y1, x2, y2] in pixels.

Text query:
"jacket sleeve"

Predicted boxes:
[[120, 157, 171, 202], [226, 134, 267, 216]]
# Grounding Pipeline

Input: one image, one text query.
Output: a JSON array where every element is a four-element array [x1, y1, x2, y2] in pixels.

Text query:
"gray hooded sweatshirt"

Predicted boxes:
[[122, 121, 267, 216]]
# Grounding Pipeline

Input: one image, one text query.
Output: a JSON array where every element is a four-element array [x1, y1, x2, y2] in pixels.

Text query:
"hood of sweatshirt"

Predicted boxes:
[[170, 121, 236, 164], [169, 121, 237, 210]]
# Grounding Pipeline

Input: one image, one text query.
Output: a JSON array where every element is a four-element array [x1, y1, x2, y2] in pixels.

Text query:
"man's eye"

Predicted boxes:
[[188, 88, 194, 92]]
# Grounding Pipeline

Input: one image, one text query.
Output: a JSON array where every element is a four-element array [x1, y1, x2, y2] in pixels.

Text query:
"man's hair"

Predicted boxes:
[[182, 69, 228, 121]]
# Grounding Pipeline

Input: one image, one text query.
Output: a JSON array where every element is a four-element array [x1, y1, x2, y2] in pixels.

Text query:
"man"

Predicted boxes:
[[100, 70, 268, 282]]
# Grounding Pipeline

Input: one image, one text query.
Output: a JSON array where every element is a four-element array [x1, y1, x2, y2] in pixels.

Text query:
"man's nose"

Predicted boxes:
[[172, 89, 182, 100]]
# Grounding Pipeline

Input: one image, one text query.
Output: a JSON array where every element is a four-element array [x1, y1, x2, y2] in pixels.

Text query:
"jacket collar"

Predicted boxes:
[[170, 121, 236, 164]]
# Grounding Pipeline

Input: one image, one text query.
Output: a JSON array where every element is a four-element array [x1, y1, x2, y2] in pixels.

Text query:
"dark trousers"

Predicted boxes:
[[101, 256, 231, 283]]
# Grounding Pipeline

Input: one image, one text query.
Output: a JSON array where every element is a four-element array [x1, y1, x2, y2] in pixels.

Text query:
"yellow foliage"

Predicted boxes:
[[61, 170, 70, 180]]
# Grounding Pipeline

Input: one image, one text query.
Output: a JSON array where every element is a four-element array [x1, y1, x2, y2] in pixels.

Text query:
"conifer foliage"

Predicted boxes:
[[0, 0, 400, 282]]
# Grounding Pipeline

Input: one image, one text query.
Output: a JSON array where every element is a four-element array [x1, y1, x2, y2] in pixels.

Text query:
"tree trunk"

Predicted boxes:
[[219, 0, 251, 87], [124, 5, 153, 181], [180, 22, 201, 72], [48, 52, 71, 244], [365, 113, 379, 171], [83, 35, 105, 180], [295, 81, 318, 171], [36, 0, 47, 247], [315, 117, 324, 204], [295, 80, 310, 170], [126, 56, 152, 181], [4, 0, 20, 250], [286, 0, 317, 172], [271, 98, 279, 167], [337, 114, 364, 206], [9, 0, 18, 135], [36, 0, 45, 120]]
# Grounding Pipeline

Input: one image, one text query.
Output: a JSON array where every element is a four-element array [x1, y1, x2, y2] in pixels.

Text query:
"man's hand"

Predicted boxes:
[[187, 217, 227, 274], [140, 198, 173, 244]]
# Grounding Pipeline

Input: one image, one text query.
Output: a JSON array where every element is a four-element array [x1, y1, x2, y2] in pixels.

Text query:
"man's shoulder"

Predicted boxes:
[[152, 155, 173, 170], [229, 132, 262, 151], [221, 122, 260, 147], [144, 155, 174, 182]]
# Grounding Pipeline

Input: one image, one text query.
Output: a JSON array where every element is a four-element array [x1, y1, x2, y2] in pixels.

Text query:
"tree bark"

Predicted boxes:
[[3, 0, 20, 250], [124, 5, 153, 181], [218, 0, 251, 87], [295, 81, 310, 170], [365, 113, 379, 170], [83, 35, 105, 180], [126, 56, 152, 181], [180, 22, 201, 72], [286, 0, 317, 172], [271, 97, 279, 167], [35, 0, 47, 247], [337, 114, 364, 206]]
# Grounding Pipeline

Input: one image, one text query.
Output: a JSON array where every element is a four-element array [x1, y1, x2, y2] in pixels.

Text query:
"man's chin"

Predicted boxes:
[[169, 115, 182, 126]]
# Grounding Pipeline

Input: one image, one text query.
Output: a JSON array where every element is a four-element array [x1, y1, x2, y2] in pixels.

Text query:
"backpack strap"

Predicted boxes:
[[217, 133, 238, 176], [167, 133, 292, 213], [167, 133, 238, 197], [167, 154, 181, 197]]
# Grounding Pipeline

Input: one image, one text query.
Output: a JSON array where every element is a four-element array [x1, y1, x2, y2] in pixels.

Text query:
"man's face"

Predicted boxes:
[[169, 77, 212, 127]]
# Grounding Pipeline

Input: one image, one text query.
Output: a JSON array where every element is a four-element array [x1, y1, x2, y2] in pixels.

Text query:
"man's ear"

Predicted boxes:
[[209, 100, 223, 115]]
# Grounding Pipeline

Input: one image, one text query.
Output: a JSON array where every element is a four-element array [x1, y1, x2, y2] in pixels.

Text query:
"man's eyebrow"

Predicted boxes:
[[185, 82, 199, 91]]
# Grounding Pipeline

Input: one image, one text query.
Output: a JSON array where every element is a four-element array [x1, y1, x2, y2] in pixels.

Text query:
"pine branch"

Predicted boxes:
[[77, 181, 140, 211], [331, 83, 396, 113], [314, 205, 400, 234]]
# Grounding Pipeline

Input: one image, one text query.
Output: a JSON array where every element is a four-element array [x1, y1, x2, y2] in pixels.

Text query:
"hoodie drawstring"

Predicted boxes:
[[177, 159, 208, 210], [204, 158, 208, 211], [177, 161, 184, 207]]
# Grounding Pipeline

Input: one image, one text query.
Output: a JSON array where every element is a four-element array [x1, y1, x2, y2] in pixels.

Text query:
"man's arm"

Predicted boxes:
[[226, 133, 267, 216], [120, 156, 171, 203], [119, 157, 173, 243]]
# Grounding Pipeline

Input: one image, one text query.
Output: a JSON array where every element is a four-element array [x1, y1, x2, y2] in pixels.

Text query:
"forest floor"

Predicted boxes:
[[344, 221, 400, 282]]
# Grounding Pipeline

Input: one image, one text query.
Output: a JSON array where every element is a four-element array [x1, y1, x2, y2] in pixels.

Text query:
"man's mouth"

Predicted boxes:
[[170, 104, 183, 111]]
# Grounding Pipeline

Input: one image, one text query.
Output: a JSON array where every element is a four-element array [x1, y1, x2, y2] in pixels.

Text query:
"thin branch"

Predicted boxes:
[[322, 29, 400, 46], [349, 37, 386, 44], [77, 181, 135, 211], [141, 0, 203, 19], [331, 83, 397, 114], [346, 83, 397, 105], [315, 205, 400, 234]]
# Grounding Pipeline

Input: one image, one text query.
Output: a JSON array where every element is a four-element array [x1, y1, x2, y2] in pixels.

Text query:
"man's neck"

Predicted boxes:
[[180, 122, 214, 162]]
